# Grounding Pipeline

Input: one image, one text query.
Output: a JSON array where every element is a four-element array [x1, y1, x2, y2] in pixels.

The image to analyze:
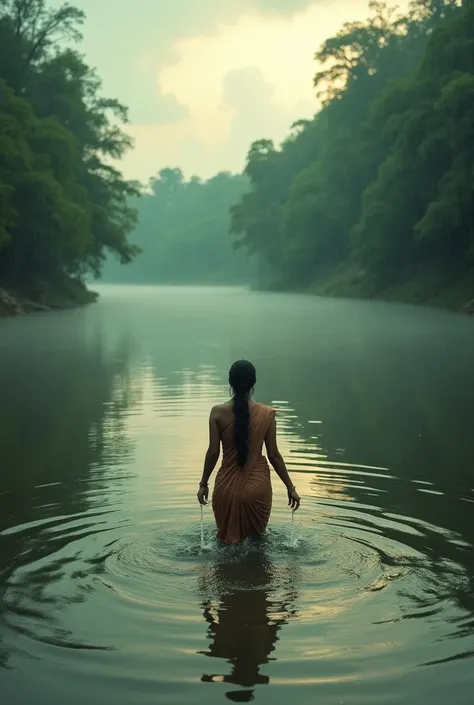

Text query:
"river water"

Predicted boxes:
[[1, 285, 473, 704]]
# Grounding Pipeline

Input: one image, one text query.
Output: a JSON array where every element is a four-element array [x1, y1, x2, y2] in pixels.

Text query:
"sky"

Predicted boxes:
[[58, 0, 384, 183]]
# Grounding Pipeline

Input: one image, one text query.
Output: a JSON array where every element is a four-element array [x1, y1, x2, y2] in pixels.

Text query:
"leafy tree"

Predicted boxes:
[[0, 0, 138, 303], [229, 0, 473, 303], [354, 0, 474, 284]]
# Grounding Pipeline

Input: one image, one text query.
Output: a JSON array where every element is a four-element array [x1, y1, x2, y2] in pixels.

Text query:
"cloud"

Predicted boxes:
[[253, 0, 315, 12], [223, 67, 275, 109], [125, 64, 314, 182], [125, 86, 188, 125], [220, 68, 292, 166], [59, 0, 378, 180], [54, 0, 324, 125]]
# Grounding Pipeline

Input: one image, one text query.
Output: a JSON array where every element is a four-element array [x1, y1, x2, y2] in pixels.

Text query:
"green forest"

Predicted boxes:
[[103, 169, 256, 284], [230, 0, 474, 309], [0, 0, 138, 312], [1, 0, 473, 312]]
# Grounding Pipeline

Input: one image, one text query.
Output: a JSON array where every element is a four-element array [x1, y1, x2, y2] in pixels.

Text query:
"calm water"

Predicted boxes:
[[1, 285, 474, 704]]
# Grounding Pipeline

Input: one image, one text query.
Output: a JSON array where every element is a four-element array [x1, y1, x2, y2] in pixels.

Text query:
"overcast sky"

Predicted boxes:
[[58, 0, 384, 182]]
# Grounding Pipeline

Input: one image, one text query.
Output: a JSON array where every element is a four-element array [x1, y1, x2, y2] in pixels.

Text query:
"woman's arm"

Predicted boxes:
[[265, 415, 301, 510], [197, 407, 221, 505]]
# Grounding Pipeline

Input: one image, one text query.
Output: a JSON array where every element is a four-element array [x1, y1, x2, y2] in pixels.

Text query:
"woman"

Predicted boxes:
[[197, 360, 300, 544]]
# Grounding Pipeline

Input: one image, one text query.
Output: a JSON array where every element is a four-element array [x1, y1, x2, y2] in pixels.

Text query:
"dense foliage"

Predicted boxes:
[[0, 0, 138, 302], [231, 0, 473, 301], [103, 168, 256, 284], [2, 0, 472, 307]]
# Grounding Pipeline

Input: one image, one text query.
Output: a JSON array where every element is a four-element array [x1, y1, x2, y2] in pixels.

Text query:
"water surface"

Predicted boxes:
[[1, 285, 473, 704]]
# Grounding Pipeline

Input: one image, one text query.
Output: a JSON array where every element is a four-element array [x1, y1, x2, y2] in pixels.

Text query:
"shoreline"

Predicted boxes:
[[2, 272, 474, 318], [0, 282, 98, 318], [255, 263, 474, 316]]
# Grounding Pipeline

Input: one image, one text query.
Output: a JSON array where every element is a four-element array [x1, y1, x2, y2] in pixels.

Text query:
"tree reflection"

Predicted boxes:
[[0, 319, 138, 667], [198, 547, 298, 702]]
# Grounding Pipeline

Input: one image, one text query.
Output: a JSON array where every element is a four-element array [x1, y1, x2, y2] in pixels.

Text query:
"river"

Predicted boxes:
[[1, 285, 473, 704]]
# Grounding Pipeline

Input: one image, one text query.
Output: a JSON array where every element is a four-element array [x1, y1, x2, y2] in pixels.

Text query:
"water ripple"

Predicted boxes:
[[1, 287, 474, 705]]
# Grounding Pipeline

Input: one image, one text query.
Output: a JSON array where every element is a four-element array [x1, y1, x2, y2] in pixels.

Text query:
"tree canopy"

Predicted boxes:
[[230, 0, 473, 303], [0, 0, 138, 302]]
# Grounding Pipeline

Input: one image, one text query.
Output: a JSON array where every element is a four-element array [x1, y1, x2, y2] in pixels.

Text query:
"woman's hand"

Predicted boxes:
[[288, 487, 301, 511], [197, 484, 209, 505]]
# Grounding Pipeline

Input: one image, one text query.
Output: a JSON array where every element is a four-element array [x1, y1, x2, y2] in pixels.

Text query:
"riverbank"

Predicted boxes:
[[258, 263, 474, 315], [0, 278, 98, 318]]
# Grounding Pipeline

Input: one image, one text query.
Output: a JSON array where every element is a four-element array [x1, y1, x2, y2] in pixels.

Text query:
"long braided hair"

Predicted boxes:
[[229, 360, 256, 467]]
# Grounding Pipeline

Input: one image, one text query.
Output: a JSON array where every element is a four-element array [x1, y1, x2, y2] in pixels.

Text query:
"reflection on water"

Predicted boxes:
[[198, 545, 299, 702], [0, 286, 474, 704]]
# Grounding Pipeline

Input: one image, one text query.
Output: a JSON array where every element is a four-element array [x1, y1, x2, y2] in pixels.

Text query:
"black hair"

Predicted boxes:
[[229, 360, 256, 467]]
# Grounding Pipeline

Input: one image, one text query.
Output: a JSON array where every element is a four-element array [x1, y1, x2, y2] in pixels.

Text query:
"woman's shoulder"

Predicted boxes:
[[255, 402, 277, 416], [210, 401, 233, 420], [212, 401, 232, 410]]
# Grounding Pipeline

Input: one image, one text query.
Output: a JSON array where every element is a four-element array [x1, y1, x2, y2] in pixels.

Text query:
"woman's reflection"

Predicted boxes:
[[198, 547, 298, 702]]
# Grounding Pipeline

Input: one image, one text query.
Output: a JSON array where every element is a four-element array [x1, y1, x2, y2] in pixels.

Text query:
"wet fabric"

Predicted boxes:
[[212, 403, 275, 544]]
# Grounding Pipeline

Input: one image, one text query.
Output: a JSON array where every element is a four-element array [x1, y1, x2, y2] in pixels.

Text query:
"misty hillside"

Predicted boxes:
[[102, 169, 257, 285]]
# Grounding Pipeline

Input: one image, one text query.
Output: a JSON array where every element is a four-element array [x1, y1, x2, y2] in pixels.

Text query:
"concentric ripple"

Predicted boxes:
[[1, 285, 474, 705]]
